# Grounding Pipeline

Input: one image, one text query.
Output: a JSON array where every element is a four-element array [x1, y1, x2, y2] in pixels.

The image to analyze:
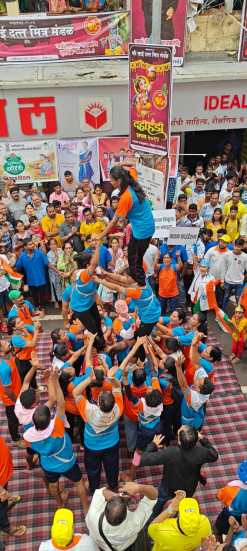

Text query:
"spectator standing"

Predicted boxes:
[[32, 194, 48, 221], [200, 191, 221, 223], [223, 190, 247, 219], [47, 239, 63, 308], [205, 235, 232, 307], [41, 205, 64, 246], [15, 239, 48, 312], [86, 482, 158, 551], [223, 239, 247, 311], [157, 253, 182, 315], [59, 210, 83, 253], [0, 436, 26, 536], [5, 187, 27, 222], [49, 182, 70, 208], [62, 170, 78, 199], [206, 208, 224, 241]]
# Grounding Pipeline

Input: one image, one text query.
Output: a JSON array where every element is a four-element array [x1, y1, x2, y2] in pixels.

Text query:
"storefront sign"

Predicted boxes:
[[0, 11, 129, 63], [56, 139, 100, 185], [129, 44, 172, 156], [167, 226, 199, 247], [238, 0, 247, 61], [169, 135, 180, 178], [79, 98, 112, 132], [153, 209, 176, 238], [0, 140, 58, 183], [131, 0, 187, 67], [171, 80, 247, 132]]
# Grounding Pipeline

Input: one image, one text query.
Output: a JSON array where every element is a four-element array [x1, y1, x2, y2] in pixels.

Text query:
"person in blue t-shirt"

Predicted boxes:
[[100, 167, 155, 286], [84, 233, 112, 270], [15, 239, 48, 312], [23, 367, 88, 514], [62, 244, 104, 342], [175, 356, 214, 430], [73, 333, 124, 495]]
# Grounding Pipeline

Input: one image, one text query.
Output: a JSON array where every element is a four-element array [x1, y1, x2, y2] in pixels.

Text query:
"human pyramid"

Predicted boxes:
[[0, 165, 247, 551]]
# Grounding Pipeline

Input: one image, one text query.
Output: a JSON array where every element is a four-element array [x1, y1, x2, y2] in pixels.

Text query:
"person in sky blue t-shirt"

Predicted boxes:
[[23, 367, 88, 514], [62, 244, 104, 343], [73, 333, 123, 495], [100, 166, 155, 286]]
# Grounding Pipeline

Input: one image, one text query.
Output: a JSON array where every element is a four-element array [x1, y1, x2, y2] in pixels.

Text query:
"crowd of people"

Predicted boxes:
[[0, 145, 247, 551]]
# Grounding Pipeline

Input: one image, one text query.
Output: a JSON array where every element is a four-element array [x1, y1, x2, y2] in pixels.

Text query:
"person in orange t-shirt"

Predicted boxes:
[[0, 436, 26, 536], [0, 339, 22, 444], [158, 253, 182, 315]]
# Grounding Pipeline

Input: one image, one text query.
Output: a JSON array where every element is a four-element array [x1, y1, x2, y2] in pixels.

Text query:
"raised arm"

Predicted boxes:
[[84, 332, 97, 370], [50, 368, 65, 416], [118, 336, 147, 373], [18, 351, 39, 395], [175, 356, 189, 396], [72, 371, 94, 401], [88, 243, 100, 274], [189, 332, 203, 368], [93, 275, 122, 294]]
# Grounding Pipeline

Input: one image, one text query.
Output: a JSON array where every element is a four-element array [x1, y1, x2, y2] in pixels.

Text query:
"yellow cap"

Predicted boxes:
[[235, 305, 244, 312], [178, 498, 200, 535], [218, 234, 231, 243], [51, 509, 73, 548]]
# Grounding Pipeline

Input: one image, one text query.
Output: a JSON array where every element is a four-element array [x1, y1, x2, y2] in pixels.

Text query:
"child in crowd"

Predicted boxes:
[[230, 305, 247, 363]]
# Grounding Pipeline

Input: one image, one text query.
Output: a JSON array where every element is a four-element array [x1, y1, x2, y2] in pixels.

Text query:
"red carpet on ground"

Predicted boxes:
[[1, 332, 247, 550]]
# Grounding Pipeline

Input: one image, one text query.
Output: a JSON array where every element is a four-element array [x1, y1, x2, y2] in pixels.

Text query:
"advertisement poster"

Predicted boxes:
[[0, 140, 58, 184], [0, 11, 129, 63], [98, 137, 130, 181], [238, 0, 247, 61], [56, 139, 100, 185], [169, 135, 180, 177], [131, 0, 187, 66], [129, 44, 172, 156]]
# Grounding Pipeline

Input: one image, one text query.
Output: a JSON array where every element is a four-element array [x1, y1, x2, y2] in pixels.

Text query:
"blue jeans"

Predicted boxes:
[[222, 282, 243, 311], [159, 295, 178, 315]]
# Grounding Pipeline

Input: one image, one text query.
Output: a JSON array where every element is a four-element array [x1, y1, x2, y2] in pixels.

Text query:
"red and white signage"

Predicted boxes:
[[79, 97, 112, 132]]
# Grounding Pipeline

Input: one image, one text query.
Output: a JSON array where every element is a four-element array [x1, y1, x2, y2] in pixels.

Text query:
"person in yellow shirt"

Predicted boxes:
[[225, 206, 240, 242], [41, 204, 64, 246], [80, 207, 106, 248], [223, 190, 247, 220], [206, 208, 224, 241], [230, 304, 247, 363], [148, 493, 211, 551]]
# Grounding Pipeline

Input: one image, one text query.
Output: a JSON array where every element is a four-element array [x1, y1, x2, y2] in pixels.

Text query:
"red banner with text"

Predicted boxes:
[[0, 11, 129, 63]]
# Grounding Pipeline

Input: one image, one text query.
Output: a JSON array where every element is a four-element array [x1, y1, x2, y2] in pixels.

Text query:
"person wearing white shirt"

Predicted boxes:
[[240, 213, 247, 237], [222, 239, 247, 310], [219, 178, 236, 205], [143, 240, 159, 287], [86, 483, 158, 551], [39, 509, 99, 551], [174, 167, 192, 201], [204, 235, 232, 307], [200, 192, 221, 223]]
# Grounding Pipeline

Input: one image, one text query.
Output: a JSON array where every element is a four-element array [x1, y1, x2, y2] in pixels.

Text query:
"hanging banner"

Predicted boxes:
[[98, 137, 130, 181], [238, 0, 247, 61], [169, 135, 180, 178], [0, 11, 129, 63], [131, 0, 187, 67], [0, 140, 58, 184], [129, 43, 172, 156], [56, 139, 100, 186]]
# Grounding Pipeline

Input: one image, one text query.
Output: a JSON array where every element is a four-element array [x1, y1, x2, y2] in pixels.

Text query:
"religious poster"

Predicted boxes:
[[56, 139, 100, 185], [0, 140, 58, 184], [0, 11, 129, 63], [129, 43, 172, 156], [131, 0, 187, 66]]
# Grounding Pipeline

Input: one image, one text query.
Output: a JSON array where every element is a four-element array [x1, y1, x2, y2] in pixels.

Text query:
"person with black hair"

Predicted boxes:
[[73, 333, 123, 495], [158, 355, 182, 446], [23, 367, 88, 514], [140, 424, 218, 518], [176, 355, 214, 430], [9, 317, 42, 389], [0, 338, 22, 446], [122, 358, 163, 481], [86, 481, 158, 551], [100, 167, 155, 286], [62, 243, 104, 340]]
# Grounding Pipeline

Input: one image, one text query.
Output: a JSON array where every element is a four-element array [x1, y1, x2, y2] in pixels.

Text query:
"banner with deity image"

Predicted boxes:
[[129, 43, 172, 157]]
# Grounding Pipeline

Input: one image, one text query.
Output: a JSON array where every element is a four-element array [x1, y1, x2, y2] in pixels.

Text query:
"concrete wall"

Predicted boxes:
[[186, 10, 241, 53]]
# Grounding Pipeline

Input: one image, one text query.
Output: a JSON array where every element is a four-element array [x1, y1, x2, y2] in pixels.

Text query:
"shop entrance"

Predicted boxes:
[[183, 128, 245, 172]]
